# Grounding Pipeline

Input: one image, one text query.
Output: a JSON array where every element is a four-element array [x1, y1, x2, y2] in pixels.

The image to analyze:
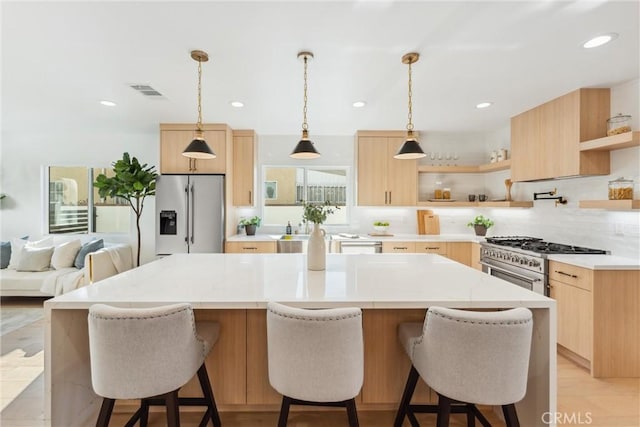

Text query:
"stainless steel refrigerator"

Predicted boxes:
[[155, 175, 224, 255]]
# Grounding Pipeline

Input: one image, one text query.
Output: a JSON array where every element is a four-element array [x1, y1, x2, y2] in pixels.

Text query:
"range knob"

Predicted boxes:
[[519, 258, 526, 265], [511, 255, 519, 263]]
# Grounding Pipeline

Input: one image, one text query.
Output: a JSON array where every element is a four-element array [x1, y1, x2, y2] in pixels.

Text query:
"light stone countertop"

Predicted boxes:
[[227, 233, 485, 243], [547, 254, 640, 270], [46, 253, 552, 309]]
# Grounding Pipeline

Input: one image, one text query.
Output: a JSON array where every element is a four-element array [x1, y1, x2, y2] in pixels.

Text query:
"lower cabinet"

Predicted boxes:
[[382, 242, 416, 253], [384, 241, 472, 267], [225, 241, 276, 253], [549, 261, 639, 377]]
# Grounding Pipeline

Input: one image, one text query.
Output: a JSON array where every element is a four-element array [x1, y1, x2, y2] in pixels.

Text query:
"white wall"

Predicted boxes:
[[0, 129, 158, 264], [2, 79, 638, 262]]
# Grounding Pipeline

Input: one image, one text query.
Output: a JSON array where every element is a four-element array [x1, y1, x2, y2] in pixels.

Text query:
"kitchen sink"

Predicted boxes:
[[271, 234, 331, 253]]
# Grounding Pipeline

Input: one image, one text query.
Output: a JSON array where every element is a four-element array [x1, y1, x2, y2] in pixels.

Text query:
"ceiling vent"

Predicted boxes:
[[129, 84, 164, 97]]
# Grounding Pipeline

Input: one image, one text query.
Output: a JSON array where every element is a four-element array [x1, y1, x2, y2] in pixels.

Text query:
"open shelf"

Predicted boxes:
[[418, 159, 511, 173], [579, 200, 640, 210], [579, 131, 640, 152], [417, 200, 533, 208]]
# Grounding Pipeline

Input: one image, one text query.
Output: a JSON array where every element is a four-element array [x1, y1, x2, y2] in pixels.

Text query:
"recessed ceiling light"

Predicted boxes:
[[352, 101, 366, 108], [100, 100, 116, 107], [230, 101, 244, 108], [583, 33, 618, 49], [476, 102, 492, 109]]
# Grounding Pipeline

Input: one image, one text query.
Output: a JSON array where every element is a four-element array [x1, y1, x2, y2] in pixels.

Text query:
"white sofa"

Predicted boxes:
[[0, 244, 133, 297]]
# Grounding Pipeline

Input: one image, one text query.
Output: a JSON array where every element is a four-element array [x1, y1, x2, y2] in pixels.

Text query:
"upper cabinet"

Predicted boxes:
[[511, 88, 611, 182], [160, 123, 229, 174], [232, 130, 256, 206], [356, 131, 417, 206]]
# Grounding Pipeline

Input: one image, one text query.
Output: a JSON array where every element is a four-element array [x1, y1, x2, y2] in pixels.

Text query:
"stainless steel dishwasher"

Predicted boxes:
[[339, 240, 382, 254]]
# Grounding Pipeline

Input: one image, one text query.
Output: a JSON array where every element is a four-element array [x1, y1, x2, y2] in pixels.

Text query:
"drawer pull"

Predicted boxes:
[[555, 270, 578, 279], [424, 247, 440, 250], [394, 247, 408, 250], [243, 247, 258, 250]]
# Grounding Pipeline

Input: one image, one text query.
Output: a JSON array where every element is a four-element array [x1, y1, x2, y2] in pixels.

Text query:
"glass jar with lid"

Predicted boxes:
[[434, 181, 443, 199], [443, 187, 451, 200], [608, 178, 633, 200], [607, 114, 632, 136]]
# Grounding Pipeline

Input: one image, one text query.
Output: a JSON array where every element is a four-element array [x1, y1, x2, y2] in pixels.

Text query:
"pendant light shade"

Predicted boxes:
[[395, 52, 426, 160], [183, 50, 216, 160], [290, 51, 320, 159]]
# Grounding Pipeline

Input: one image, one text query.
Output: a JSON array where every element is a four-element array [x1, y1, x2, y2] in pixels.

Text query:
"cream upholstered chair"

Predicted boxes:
[[88, 303, 222, 427], [394, 306, 533, 427], [266, 302, 364, 427]]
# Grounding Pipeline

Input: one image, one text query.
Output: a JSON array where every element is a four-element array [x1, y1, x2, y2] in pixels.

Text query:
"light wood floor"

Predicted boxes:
[[1, 298, 638, 426]]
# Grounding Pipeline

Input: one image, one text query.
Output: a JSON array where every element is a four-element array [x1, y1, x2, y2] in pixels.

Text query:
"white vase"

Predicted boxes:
[[307, 223, 326, 271]]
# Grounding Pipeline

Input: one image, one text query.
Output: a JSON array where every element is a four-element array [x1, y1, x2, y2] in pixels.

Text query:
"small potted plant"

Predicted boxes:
[[239, 216, 261, 236], [373, 221, 390, 233], [467, 215, 494, 236]]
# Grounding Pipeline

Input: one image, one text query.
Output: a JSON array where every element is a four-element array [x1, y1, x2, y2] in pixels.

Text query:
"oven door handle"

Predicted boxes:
[[480, 261, 543, 283]]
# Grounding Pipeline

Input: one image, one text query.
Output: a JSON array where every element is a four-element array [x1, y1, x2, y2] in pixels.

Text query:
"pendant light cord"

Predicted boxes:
[[302, 55, 309, 132], [407, 59, 414, 132], [196, 58, 203, 132]]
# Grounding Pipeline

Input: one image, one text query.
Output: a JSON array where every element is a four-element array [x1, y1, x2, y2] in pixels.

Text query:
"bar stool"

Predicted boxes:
[[394, 306, 533, 427], [88, 303, 222, 427], [266, 301, 364, 427]]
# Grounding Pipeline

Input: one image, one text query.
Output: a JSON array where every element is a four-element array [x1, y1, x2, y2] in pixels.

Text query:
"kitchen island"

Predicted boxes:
[[45, 253, 556, 426]]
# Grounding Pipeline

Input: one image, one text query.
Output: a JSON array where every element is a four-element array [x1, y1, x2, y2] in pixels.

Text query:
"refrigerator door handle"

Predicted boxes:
[[184, 185, 190, 244], [190, 184, 195, 244]]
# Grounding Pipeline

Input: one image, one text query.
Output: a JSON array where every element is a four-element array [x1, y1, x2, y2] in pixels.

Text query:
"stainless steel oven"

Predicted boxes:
[[480, 259, 546, 295]]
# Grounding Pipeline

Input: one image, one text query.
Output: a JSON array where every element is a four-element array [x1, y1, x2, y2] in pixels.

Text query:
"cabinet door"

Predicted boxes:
[[160, 130, 226, 174], [387, 137, 417, 206], [225, 241, 276, 253], [550, 280, 592, 360], [446, 242, 471, 266], [470, 242, 482, 270], [414, 242, 447, 255], [511, 107, 541, 182], [232, 133, 255, 206], [357, 137, 387, 206], [382, 242, 415, 253]]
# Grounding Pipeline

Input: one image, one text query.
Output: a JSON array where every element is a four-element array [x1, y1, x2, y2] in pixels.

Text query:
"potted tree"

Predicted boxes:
[[94, 153, 157, 267], [239, 216, 261, 236], [467, 215, 494, 236]]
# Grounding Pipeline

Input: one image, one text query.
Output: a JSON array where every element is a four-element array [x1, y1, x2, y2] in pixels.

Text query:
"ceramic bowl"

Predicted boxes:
[[373, 225, 388, 233]]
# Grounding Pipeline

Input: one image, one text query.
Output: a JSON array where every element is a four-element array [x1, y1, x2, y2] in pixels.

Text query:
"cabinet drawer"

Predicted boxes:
[[549, 261, 593, 291], [225, 241, 276, 253], [382, 242, 416, 253], [414, 243, 447, 255]]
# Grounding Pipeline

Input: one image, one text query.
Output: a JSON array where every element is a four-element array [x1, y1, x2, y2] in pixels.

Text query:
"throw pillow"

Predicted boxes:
[[8, 236, 54, 270], [74, 239, 104, 269], [51, 239, 82, 270], [17, 246, 55, 272], [0, 241, 9, 269]]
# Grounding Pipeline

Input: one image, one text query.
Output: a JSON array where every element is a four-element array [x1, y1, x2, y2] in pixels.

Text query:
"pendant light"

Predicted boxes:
[[183, 50, 216, 159], [290, 51, 320, 159], [395, 52, 426, 160]]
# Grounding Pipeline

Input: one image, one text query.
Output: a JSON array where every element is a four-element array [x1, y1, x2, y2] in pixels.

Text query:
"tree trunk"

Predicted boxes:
[[136, 213, 141, 267]]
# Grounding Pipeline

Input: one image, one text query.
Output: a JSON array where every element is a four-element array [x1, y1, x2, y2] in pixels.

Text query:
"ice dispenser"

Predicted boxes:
[[159, 211, 177, 235]]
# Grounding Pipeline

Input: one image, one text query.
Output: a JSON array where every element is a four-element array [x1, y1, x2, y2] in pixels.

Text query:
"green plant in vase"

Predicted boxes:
[[467, 215, 494, 236], [239, 216, 261, 236]]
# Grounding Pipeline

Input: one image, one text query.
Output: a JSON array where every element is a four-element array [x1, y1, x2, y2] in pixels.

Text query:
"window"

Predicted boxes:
[[262, 166, 349, 226], [47, 167, 130, 234]]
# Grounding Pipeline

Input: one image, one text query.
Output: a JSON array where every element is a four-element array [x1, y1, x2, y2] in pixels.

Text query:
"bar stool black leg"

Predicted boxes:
[[197, 363, 221, 427], [165, 390, 180, 427], [436, 394, 452, 427], [346, 398, 360, 427], [466, 403, 475, 427], [278, 396, 292, 427], [502, 404, 520, 427], [96, 398, 115, 427], [140, 399, 149, 427], [393, 365, 420, 427]]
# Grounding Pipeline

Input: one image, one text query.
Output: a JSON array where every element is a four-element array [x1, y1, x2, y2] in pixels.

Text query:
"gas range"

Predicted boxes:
[[479, 236, 608, 295]]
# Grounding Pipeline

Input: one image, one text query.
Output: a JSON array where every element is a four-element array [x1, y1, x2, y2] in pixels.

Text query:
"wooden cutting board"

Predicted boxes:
[[417, 209, 440, 235]]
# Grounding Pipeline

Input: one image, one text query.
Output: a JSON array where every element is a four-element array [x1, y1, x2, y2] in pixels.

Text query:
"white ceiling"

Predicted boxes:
[[2, 1, 638, 137]]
